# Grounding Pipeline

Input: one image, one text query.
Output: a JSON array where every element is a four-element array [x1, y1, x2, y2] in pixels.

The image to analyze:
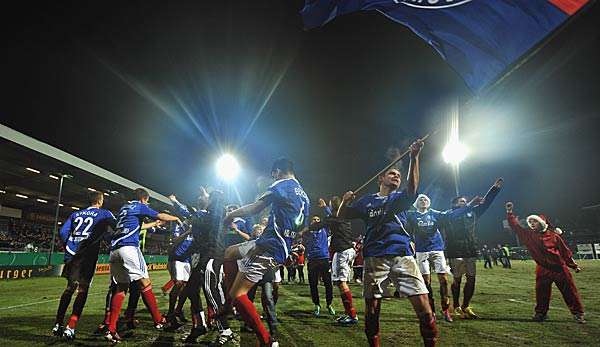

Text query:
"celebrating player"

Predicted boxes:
[[104, 188, 181, 343], [52, 191, 116, 340], [505, 202, 585, 323], [313, 196, 358, 325], [164, 219, 193, 327], [170, 188, 235, 345], [223, 157, 309, 347], [443, 178, 502, 319], [302, 215, 335, 317], [406, 193, 485, 322], [339, 139, 438, 347]]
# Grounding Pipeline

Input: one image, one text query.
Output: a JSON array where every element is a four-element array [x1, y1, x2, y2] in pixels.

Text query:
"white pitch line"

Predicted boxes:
[[0, 291, 105, 310]]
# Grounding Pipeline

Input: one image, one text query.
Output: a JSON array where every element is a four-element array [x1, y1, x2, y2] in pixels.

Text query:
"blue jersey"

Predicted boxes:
[[345, 189, 416, 257], [171, 222, 193, 262], [406, 206, 477, 252], [256, 178, 310, 264], [111, 201, 159, 249], [171, 200, 206, 219], [302, 227, 329, 261], [406, 209, 445, 252], [60, 207, 116, 261], [224, 217, 250, 247]]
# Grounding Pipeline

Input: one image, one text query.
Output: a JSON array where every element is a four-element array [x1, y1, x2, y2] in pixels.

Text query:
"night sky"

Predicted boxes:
[[2, 1, 600, 244]]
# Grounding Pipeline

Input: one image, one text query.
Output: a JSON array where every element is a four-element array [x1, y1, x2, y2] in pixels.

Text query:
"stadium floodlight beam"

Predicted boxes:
[[216, 153, 240, 182], [442, 140, 468, 165]]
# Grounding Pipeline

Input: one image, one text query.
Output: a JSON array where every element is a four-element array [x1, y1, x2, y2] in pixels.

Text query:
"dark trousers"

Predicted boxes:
[[297, 265, 305, 283], [307, 258, 333, 307], [503, 257, 512, 269], [353, 266, 363, 281], [248, 281, 278, 334], [187, 258, 229, 330], [484, 256, 493, 269], [286, 265, 296, 282], [535, 265, 583, 315]]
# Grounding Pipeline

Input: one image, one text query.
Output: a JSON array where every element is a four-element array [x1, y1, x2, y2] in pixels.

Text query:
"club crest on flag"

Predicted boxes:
[[394, 0, 474, 9]]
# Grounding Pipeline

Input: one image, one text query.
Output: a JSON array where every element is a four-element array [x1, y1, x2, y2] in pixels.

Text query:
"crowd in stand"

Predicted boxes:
[[0, 217, 61, 251], [0, 216, 167, 255]]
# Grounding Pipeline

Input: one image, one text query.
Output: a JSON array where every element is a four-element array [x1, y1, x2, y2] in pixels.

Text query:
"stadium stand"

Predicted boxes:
[[0, 123, 172, 259]]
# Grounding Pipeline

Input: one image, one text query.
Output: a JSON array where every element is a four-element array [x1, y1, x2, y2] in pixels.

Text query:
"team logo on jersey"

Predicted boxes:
[[394, 0, 474, 9], [417, 220, 435, 227]]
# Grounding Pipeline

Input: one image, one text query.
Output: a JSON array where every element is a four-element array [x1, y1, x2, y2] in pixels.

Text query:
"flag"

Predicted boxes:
[[301, 0, 590, 92]]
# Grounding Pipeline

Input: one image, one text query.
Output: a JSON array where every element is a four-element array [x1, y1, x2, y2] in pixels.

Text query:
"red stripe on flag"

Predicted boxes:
[[548, 0, 590, 15]]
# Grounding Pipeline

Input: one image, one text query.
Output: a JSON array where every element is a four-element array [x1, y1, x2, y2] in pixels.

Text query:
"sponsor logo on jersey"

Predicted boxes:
[[395, 0, 474, 9]]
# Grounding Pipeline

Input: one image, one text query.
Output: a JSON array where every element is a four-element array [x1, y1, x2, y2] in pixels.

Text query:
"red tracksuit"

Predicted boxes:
[[507, 213, 584, 315]]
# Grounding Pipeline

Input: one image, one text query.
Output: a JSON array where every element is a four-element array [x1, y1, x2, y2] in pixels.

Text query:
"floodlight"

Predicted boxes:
[[216, 154, 240, 182], [442, 141, 468, 164]]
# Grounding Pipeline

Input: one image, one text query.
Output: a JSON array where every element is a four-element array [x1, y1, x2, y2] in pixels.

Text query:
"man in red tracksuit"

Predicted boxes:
[[505, 202, 585, 323]]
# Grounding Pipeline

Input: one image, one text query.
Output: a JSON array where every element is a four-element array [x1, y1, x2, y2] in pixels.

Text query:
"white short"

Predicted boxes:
[[235, 239, 281, 283], [237, 254, 278, 284], [416, 251, 449, 275], [449, 257, 477, 278], [168, 260, 191, 282], [238, 239, 258, 258], [109, 246, 148, 283], [363, 256, 428, 299], [332, 248, 356, 282], [274, 266, 282, 283]]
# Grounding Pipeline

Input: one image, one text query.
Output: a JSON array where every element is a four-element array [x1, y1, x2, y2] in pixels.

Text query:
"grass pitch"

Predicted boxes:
[[0, 260, 599, 346]]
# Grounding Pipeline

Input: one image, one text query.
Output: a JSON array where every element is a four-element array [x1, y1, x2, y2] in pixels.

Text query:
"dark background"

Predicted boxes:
[[1, 0, 599, 245]]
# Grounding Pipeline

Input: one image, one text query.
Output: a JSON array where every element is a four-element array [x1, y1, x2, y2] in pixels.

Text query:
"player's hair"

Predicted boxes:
[[451, 196, 466, 205], [88, 191, 103, 205], [134, 188, 150, 201], [271, 157, 294, 175], [377, 167, 402, 184], [379, 167, 401, 178]]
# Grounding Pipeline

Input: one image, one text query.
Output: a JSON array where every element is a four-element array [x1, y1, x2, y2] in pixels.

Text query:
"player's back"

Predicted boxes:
[[268, 178, 309, 234], [112, 200, 158, 249], [258, 178, 310, 264], [61, 207, 116, 260]]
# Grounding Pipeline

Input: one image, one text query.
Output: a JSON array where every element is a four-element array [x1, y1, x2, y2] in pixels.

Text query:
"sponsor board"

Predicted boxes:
[[96, 263, 111, 274], [577, 244, 593, 255], [0, 265, 62, 280], [0, 262, 168, 279], [95, 262, 168, 275]]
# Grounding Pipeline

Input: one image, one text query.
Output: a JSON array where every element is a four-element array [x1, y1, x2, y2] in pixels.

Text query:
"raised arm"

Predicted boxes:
[[224, 199, 269, 226], [505, 202, 529, 238], [338, 191, 362, 220], [169, 194, 193, 218], [474, 178, 503, 217], [318, 198, 334, 217], [231, 222, 251, 241], [406, 139, 423, 196]]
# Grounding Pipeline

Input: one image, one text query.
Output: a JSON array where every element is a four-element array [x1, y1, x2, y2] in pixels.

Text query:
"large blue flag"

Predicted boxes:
[[301, 0, 589, 92]]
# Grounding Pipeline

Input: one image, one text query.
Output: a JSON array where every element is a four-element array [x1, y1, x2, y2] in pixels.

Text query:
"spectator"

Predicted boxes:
[[481, 245, 493, 269]]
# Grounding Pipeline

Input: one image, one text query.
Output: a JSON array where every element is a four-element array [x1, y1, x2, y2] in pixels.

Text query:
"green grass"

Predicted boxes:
[[0, 260, 599, 346]]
